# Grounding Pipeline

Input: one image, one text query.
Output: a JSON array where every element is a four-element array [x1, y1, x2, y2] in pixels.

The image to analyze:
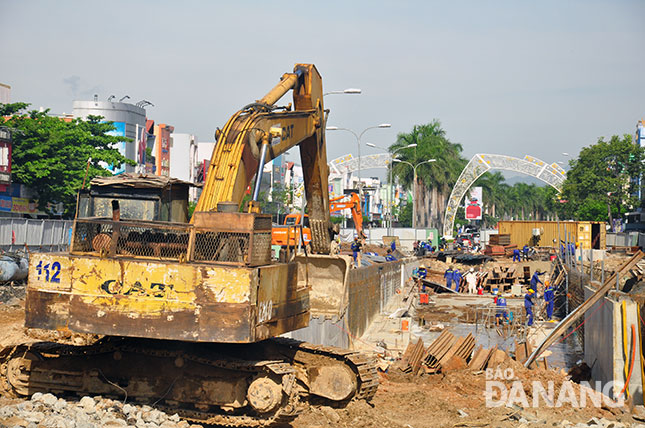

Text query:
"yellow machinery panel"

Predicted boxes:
[[26, 252, 308, 343]]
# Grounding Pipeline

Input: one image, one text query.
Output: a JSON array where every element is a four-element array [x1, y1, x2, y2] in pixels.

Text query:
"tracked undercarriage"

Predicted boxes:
[[1, 337, 378, 427]]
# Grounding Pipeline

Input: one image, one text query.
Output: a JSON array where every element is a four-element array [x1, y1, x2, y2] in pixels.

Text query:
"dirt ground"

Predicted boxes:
[[0, 287, 98, 349], [291, 362, 631, 428], [0, 284, 636, 428]]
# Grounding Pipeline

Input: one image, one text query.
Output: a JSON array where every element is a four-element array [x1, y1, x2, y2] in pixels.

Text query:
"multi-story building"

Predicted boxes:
[[72, 99, 147, 174], [0, 83, 10, 104], [153, 124, 173, 177]]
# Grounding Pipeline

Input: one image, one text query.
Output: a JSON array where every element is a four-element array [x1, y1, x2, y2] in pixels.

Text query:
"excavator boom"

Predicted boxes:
[[195, 64, 332, 254], [330, 192, 365, 238]]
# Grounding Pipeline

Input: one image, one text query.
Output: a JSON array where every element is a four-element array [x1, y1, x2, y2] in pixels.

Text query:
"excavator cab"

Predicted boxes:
[[77, 174, 191, 223]]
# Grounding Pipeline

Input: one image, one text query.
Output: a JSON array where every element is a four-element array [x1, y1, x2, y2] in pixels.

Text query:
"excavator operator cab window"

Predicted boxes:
[[285, 216, 310, 227]]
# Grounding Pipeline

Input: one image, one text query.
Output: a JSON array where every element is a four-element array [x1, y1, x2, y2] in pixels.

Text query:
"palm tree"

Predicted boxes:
[[389, 121, 466, 229]]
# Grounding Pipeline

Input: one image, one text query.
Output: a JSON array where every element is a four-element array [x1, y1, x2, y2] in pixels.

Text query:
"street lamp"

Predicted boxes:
[[392, 158, 436, 229], [365, 142, 417, 234], [326, 124, 391, 185], [323, 88, 362, 96]]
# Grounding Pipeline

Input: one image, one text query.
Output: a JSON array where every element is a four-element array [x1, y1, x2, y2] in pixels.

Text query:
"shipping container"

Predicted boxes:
[[497, 220, 606, 250]]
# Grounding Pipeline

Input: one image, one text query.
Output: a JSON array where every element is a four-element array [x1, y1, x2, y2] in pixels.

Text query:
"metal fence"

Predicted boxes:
[[0, 218, 73, 252]]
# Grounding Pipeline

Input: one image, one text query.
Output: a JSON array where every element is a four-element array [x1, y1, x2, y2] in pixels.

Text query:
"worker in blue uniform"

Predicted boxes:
[[444, 266, 454, 290], [544, 281, 555, 320], [525, 289, 535, 326], [495, 291, 508, 325], [512, 248, 521, 262], [417, 264, 428, 292], [385, 249, 396, 262], [350, 237, 362, 268], [452, 268, 462, 292], [522, 245, 529, 261], [390, 240, 396, 252], [530, 270, 545, 289]]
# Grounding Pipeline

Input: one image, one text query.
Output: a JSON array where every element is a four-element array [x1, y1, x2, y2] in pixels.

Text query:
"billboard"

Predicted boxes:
[[105, 121, 127, 175], [0, 128, 12, 186], [465, 186, 483, 220]]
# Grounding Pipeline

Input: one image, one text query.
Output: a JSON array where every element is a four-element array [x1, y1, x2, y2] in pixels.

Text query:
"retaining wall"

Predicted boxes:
[[584, 286, 644, 403], [288, 257, 425, 349]]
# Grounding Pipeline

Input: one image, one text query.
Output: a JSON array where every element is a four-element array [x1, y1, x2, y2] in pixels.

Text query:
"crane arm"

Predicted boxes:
[[194, 64, 332, 254]]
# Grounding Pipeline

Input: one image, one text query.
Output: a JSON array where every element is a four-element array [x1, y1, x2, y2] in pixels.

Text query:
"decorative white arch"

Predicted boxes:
[[442, 154, 566, 238], [328, 153, 391, 178]]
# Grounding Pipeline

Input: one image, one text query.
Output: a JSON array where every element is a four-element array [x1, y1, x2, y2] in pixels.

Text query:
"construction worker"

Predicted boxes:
[[390, 240, 396, 252], [530, 270, 545, 288], [512, 248, 521, 262], [465, 268, 477, 294], [544, 281, 555, 320], [525, 289, 535, 326], [522, 245, 529, 261], [385, 249, 396, 262], [496, 291, 508, 325], [453, 268, 462, 292], [444, 266, 454, 290], [351, 237, 362, 268], [417, 264, 428, 292]]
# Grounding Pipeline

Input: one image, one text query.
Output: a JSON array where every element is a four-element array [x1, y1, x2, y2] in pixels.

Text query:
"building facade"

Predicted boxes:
[[170, 133, 198, 183], [0, 83, 10, 104], [72, 100, 147, 174]]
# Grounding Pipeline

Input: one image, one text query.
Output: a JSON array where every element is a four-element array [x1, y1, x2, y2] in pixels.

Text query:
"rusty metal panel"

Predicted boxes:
[[25, 253, 74, 330], [255, 263, 309, 339], [297, 255, 350, 318], [25, 288, 70, 330], [346, 264, 385, 339], [26, 251, 309, 343], [193, 212, 256, 231]]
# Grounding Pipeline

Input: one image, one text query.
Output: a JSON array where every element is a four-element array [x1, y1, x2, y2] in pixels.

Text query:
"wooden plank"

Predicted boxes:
[[468, 346, 486, 369], [418, 277, 458, 294]]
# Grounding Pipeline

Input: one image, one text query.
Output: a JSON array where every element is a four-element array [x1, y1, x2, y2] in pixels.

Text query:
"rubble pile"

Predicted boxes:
[[0, 393, 202, 428], [0, 285, 25, 306]]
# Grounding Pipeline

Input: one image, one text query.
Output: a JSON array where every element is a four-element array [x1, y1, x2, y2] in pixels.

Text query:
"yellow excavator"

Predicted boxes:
[[0, 64, 377, 427]]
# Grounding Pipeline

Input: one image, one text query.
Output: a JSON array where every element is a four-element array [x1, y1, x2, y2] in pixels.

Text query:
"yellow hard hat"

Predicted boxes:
[[528, 289, 535, 293], [420, 264, 426, 268]]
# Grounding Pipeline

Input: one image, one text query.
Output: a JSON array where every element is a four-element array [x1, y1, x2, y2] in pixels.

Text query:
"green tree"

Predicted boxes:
[[0, 102, 135, 217], [389, 120, 467, 229], [561, 134, 643, 225]]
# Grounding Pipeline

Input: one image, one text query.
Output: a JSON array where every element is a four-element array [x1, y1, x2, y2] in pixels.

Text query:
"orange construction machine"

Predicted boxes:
[[272, 192, 364, 248]]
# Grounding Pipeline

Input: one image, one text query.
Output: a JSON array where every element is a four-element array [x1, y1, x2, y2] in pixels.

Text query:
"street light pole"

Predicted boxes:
[[326, 124, 391, 186], [365, 142, 416, 235], [392, 158, 436, 229], [323, 88, 362, 96]]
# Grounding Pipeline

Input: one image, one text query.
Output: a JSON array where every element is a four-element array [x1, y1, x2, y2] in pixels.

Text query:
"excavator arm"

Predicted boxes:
[[330, 192, 365, 239], [194, 64, 332, 254]]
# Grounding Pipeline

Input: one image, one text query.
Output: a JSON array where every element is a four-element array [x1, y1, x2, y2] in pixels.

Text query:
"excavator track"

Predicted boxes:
[[268, 338, 379, 403], [0, 338, 301, 427], [0, 337, 378, 426]]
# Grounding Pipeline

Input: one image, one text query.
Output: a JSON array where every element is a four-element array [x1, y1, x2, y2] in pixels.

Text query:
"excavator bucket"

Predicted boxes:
[[295, 254, 350, 318]]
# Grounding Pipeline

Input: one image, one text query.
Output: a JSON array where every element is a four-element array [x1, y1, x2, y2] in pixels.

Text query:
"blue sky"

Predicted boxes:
[[1, 0, 643, 177]]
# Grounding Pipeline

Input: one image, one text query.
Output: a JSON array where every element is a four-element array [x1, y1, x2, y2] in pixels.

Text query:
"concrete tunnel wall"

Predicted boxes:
[[584, 286, 643, 404], [286, 257, 425, 349]]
